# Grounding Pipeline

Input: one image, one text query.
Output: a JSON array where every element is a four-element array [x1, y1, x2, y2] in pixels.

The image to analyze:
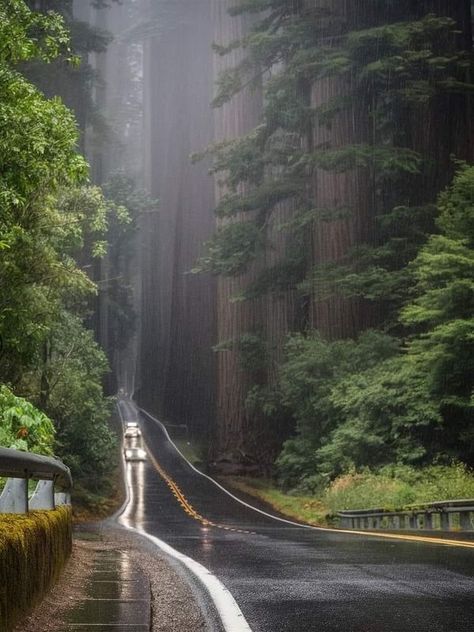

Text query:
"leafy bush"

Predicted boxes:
[[0, 386, 54, 454], [36, 312, 116, 494], [276, 331, 405, 488]]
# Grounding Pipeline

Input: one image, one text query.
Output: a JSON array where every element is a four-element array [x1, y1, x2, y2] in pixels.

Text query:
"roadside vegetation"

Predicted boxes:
[[0, 1, 130, 514], [219, 164, 474, 526], [223, 463, 474, 527]]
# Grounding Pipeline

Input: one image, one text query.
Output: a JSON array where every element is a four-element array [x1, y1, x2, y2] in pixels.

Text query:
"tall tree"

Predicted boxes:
[[201, 0, 473, 470], [137, 0, 216, 437]]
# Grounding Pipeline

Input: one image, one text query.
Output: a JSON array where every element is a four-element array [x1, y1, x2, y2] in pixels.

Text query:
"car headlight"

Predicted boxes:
[[125, 449, 133, 457], [137, 449, 147, 458]]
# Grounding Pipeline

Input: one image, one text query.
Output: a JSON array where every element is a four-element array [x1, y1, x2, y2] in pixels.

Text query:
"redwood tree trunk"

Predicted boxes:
[[211, 0, 267, 465]]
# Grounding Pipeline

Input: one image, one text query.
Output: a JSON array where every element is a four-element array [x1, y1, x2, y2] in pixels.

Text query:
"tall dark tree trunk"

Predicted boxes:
[[211, 0, 271, 465], [138, 0, 216, 437]]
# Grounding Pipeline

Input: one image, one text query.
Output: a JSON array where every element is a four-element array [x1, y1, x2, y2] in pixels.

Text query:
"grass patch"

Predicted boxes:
[[221, 463, 474, 528], [324, 463, 474, 513], [221, 476, 330, 526], [173, 439, 204, 466], [173, 438, 207, 467]]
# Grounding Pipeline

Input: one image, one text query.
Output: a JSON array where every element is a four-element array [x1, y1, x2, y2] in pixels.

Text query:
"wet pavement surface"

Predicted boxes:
[[61, 548, 151, 631], [119, 400, 474, 632]]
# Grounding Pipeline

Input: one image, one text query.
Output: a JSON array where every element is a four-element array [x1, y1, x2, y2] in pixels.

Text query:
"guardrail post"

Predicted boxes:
[[440, 511, 450, 530], [0, 477, 29, 513], [459, 511, 471, 530], [339, 516, 348, 528], [54, 492, 70, 506], [30, 480, 55, 510], [424, 512, 433, 529]]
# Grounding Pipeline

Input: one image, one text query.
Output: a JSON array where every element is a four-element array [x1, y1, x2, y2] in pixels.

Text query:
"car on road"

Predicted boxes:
[[124, 427, 141, 438], [124, 447, 147, 461]]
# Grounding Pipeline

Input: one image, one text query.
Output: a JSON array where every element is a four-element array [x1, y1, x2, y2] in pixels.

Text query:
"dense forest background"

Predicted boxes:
[[0, 0, 473, 512], [195, 0, 474, 495], [138, 0, 473, 500]]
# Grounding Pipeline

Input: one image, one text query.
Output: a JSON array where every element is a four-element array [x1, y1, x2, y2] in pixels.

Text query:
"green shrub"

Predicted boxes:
[[0, 386, 55, 455]]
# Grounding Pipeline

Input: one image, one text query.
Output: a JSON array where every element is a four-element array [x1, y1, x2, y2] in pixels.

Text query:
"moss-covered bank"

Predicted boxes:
[[0, 506, 72, 632]]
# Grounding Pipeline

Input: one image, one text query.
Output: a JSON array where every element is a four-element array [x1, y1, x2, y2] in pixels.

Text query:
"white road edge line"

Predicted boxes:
[[115, 401, 253, 632]]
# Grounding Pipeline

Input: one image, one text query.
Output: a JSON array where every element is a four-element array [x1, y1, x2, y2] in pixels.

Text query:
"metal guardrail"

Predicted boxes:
[[338, 499, 474, 532], [0, 447, 72, 514]]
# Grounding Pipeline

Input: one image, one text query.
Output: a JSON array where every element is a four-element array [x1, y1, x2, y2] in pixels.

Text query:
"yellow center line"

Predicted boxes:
[[146, 448, 255, 535], [329, 527, 474, 549], [144, 446, 474, 549]]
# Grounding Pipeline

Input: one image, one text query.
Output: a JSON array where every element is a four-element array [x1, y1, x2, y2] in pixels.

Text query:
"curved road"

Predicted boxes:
[[118, 400, 474, 632]]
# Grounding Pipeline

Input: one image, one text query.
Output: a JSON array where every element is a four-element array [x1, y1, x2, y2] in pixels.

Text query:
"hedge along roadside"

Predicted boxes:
[[0, 506, 72, 632]]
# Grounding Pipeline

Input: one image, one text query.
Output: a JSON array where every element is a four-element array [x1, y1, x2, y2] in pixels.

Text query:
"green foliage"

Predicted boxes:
[[233, 250, 305, 301], [316, 357, 440, 477], [0, 69, 87, 210], [0, 182, 127, 382], [324, 463, 474, 512], [301, 204, 438, 320], [56, 185, 130, 259], [20, 0, 114, 145], [276, 165, 473, 488], [245, 384, 281, 419], [0, 385, 55, 454], [0, 69, 86, 378], [324, 468, 417, 513], [0, 2, 120, 501], [200, 1, 472, 298], [275, 330, 407, 488], [21, 311, 116, 493], [192, 222, 264, 276], [305, 145, 422, 176], [236, 333, 267, 372], [0, 0, 70, 65], [401, 165, 474, 462], [102, 171, 158, 219], [214, 332, 267, 373]]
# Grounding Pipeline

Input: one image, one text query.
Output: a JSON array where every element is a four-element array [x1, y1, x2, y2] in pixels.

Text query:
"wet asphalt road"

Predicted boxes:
[[118, 400, 474, 632]]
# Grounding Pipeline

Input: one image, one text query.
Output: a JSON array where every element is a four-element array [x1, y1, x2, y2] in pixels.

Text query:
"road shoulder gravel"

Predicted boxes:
[[17, 522, 209, 632]]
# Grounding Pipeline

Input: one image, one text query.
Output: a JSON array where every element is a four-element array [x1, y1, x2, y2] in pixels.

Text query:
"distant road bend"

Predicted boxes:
[[117, 399, 474, 632]]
